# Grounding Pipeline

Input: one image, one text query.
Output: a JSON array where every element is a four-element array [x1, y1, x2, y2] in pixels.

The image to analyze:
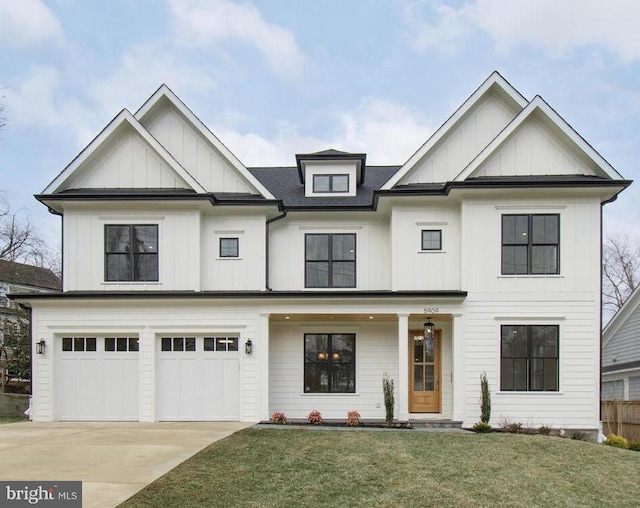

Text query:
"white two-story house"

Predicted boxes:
[[14, 72, 629, 433]]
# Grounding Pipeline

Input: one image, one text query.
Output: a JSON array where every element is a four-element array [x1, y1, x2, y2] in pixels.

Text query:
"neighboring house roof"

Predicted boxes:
[[602, 285, 640, 373], [0, 260, 61, 291]]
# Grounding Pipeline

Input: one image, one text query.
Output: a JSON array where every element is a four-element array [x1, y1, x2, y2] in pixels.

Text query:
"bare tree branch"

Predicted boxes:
[[603, 234, 640, 313]]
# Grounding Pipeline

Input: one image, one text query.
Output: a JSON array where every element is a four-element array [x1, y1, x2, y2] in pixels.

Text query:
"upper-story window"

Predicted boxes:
[[501, 214, 559, 275], [421, 230, 442, 251], [305, 234, 356, 288], [219, 238, 239, 258], [105, 225, 158, 281], [313, 174, 349, 193]]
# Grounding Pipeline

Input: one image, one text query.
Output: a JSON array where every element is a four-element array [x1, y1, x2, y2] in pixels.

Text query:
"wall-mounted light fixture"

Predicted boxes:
[[36, 340, 46, 355], [244, 339, 253, 355], [423, 319, 435, 341]]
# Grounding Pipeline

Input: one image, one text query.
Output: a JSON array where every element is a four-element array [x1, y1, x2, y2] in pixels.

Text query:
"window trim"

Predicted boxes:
[[104, 224, 159, 282], [303, 333, 356, 394], [421, 229, 442, 251], [501, 214, 560, 275], [219, 237, 239, 258], [312, 174, 350, 194], [500, 324, 559, 392], [304, 233, 357, 288]]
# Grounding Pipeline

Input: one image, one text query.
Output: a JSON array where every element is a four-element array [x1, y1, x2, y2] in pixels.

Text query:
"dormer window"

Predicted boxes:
[[313, 174, 349, 193]]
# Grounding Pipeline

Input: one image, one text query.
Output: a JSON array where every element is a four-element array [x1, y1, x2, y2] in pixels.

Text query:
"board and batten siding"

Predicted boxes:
[[200, 214, 266, 291], [269, 322, 399, 420], [268, 216, 391, 291], [30, 301, 262, 422], [60, 124, 191, 191], [63, 206, 201, 291], [142, 103, 257, 194], [391, 204, 461, 291], [398, 90, 520, 185]]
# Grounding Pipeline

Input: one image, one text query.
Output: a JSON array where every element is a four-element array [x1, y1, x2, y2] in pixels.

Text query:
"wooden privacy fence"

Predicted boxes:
[[601, 400, 640, 441]]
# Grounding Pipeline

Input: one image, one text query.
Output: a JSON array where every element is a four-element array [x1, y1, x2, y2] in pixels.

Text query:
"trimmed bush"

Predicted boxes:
[[271, 412, 287, 424], [480, 372, 491, 424], [538, 426, 552, 436], [346, 410, 361, 427], [382, 373, 395, 424], [472, 421, 492, 433], [628, 441, 640, 451], [604, 434, 628, 449]]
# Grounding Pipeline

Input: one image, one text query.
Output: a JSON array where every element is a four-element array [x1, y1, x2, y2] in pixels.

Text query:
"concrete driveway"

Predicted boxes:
[[0, 421, 253, 507]]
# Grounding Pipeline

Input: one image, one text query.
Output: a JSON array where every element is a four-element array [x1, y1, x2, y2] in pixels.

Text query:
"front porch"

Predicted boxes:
[[262, 310, 466, 424]]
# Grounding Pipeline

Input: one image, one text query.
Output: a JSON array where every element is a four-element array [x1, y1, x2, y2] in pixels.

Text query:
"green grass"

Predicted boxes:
[[121, 428, 640, 508], [0, 415, 28, 424]]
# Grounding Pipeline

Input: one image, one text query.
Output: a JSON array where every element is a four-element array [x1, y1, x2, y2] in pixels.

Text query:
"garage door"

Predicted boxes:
[[57, 337, 139, 421], [157, 336, 240, 421]]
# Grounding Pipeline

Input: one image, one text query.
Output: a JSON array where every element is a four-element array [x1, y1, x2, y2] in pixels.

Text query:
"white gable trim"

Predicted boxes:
[[603, 285, 640, 348], [135, 84, 276, 200], [42, 110, 207, 194], [454, 96, 623, 182], [381, 71, 528, 190]]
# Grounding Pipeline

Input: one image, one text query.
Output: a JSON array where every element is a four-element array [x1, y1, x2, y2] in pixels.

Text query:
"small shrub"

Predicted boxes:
[[628, 440, 640, 451], [480, 372, 491, 424], [570, 431, 589, 441], [346, 410, 361, 427], [604, 434, 628, 449], [382, 373, 395, 424], [271, 412, 287, 425], [502, 422, 523, 434], [472, 421, 492, 433], [538, 425, 552, 436], [307, 410, 324, 425]]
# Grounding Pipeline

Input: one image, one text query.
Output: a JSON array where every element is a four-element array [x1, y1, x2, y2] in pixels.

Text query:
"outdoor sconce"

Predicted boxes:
[[245, 339, 253, 355], [36, 340, 46, 355], [423, 319, 435, 341]]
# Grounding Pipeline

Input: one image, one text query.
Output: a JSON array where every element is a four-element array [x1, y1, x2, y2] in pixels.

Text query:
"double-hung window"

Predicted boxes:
[[304, 333, 356, 393], [105, 225, 158, 281], [502, 214, 559, 274], [500, 325, 559, 391], [305, 233, 356, 288]]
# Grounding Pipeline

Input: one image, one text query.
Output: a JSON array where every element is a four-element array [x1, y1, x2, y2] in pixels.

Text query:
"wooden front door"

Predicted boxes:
[[409, 329, 441, 413]]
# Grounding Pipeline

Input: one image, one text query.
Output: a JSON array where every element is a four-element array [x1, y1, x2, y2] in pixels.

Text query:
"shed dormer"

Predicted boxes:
[[296, 149, 366, 197]]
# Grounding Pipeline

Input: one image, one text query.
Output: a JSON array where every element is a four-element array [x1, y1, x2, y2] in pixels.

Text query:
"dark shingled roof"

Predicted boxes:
[[249, 166, 399, 208], [0, 259, 61, 291]]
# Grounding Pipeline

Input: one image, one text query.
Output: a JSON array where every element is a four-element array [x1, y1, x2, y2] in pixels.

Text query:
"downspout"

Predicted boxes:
[[265, 210, 287, 291]]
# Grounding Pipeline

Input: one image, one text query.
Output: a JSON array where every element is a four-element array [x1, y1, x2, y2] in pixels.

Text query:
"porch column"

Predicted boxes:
[[398, 313, 409, 421], [258, 313, 270, 421], [139, 325, 155, 422], [451, 314, 465, 422]]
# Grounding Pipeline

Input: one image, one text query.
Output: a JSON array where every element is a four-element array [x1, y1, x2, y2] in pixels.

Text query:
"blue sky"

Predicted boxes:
[[1, 0, 640, 252]]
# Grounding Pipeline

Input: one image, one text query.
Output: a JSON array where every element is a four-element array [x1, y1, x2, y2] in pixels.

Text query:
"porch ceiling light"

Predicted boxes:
[[423, 319, 435, 341]]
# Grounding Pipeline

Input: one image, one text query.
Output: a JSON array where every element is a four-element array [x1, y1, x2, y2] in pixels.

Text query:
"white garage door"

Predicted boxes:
[[157, 336, 240, 421], [57, 337, 139, 421]]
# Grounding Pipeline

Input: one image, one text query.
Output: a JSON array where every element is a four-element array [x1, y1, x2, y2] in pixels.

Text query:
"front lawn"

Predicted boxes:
[[0, 416, 28, 424], [121, 428, 640, 508]]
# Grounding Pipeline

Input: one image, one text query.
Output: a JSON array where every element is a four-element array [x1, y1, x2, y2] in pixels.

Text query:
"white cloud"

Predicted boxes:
[[213, 99, 434, 166], [167, 0, 305, 76], [402, 0, 640, 62], [0, 0, 63, 48]]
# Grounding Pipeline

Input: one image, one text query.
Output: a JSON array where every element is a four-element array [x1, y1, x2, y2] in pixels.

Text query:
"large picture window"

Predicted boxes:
[[105, 225, 158, 281], [305, 234, 356, 288], [501, 325, 559, 391], [502, 214, 559, 275], [304, 334, 356, 393]]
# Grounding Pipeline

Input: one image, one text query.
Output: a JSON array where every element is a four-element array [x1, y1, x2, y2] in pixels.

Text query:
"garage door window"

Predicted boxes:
[[62, 337, 96, 352], [161, 337, 196, 352], [105, 337, 139, 352], [204, 337, 239, 352]]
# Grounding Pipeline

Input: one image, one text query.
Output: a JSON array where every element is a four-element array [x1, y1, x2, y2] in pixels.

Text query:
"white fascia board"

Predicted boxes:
[[135, 84, 276, 200], [381, 71, 528, 190], [454, 96, 623, 182], [603, 285, 640, 348], [42, 109, 207, 194]]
